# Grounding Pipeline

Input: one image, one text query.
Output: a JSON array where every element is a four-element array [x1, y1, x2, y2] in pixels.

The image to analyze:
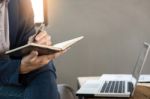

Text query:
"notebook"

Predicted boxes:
[[6, 36, 84, 56]]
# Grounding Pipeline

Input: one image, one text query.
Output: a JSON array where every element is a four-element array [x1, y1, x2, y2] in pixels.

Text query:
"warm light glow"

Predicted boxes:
[[31, 0, 44, 23]]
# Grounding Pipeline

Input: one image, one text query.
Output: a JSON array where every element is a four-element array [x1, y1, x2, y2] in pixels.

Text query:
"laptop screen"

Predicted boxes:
[[132, 42, 150, 81]]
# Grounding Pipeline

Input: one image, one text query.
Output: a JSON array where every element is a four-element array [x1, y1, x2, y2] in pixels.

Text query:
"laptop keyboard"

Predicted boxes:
[[100, 81, 125, 93], [128, 82, 133, 93]]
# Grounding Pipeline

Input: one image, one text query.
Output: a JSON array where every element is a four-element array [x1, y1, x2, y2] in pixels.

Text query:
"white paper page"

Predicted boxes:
[[53, 36, 84, 50]]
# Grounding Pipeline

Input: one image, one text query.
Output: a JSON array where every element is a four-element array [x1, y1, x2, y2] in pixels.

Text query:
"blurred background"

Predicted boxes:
[[38, 0, 150, 89]]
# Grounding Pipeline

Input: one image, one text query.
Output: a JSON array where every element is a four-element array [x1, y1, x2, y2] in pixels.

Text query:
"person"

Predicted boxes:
[[0, 0, 64, 99]]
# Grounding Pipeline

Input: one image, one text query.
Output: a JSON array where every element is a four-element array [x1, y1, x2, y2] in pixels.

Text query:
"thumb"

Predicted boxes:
[[28, 51, 38, 62]]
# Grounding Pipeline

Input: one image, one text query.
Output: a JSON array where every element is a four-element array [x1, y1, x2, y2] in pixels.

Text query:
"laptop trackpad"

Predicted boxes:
[[77, 80, 100, 94]]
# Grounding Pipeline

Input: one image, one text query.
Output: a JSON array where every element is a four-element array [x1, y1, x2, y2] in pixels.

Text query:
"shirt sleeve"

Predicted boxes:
[[0, 57, 21, 85], [17, 0, 36, 46], [0, 0, 36, 85]]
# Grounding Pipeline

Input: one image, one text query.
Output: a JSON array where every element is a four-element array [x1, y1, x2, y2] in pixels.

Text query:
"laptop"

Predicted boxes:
[[76, 42, 150, 98]]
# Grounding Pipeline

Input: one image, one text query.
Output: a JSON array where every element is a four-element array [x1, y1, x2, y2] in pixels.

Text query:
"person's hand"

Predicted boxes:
[[28, 31, 52, 46], [20, 32, 67, 74], [20, 49, 67, 74]]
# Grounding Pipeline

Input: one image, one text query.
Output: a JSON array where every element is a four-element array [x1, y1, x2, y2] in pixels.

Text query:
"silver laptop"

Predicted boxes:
[[76, 42, 150, 98]]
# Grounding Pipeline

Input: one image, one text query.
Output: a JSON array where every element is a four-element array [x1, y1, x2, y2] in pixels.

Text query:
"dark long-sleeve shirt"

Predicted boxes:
[[0, 0, 56, 85]]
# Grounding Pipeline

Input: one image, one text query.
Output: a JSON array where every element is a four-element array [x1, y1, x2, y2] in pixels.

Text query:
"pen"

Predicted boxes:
[[32, 24, 45, 42]]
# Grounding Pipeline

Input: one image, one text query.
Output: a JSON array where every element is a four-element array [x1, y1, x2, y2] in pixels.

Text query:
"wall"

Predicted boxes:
[[47, 0, 150, 89]]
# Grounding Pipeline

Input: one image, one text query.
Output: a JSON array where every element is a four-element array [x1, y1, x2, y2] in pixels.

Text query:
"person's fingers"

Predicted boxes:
[[35, 55, 51, 65], [54, 52, 62, 59], [29, 51, 38, 62], [47, 54, 55, 60], [35, 31, 47, 41], [54, 48, 70, 58], [28, 35, 34, 43], [47, 41, 52, 46], [28, 48, 69, 66], [47, 36, 52, 46], [36, 36, 52, 46], [62, 47, 71, 54]]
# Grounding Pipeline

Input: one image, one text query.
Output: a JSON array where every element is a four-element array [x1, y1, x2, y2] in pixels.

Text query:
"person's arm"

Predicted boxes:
[[17, 0, 36, 47], [0, 0, 35, 85], [1, 1, 65, 82], [0, 58, 21, 85]]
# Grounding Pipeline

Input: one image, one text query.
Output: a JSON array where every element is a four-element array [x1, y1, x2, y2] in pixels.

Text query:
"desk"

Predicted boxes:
[[77, 77, 150, 99]]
